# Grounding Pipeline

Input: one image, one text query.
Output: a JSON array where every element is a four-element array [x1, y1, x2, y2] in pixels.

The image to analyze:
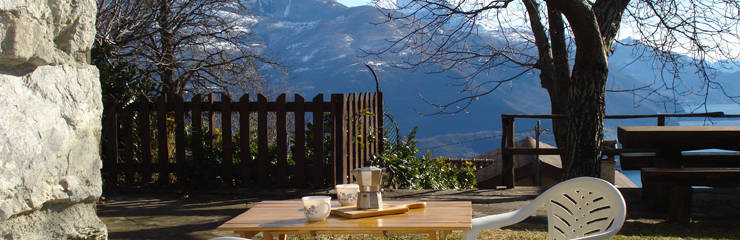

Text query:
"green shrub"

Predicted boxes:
[[373, 126, 476, 190]]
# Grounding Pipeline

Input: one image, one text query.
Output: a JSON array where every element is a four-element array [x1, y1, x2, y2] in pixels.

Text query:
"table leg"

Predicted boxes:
[[439, 230, 451, 240], [262, 232, 287, 240], [237, 231, 259, 238], [668, 184, 692, 223], [428, 231, 437, 240], [642, 176, 669, 211]]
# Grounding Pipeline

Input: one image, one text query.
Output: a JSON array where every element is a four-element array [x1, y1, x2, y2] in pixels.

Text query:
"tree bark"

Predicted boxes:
[[545, 2, 571, 152], [562, 61, 607, 178], [158, 0, 176, 96], [521, 0, 570, 151], [547, 0, 609, 178]]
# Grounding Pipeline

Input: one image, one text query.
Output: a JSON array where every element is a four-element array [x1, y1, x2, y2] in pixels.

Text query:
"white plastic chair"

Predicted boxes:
[[462, 177, 627, 240]]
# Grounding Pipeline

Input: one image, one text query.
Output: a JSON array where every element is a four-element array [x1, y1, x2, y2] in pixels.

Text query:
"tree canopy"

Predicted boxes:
[[373, 0, 740, 178]]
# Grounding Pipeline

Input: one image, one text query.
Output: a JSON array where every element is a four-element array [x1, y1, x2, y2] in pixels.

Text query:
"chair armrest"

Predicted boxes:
[[462, 205, 537, 240]]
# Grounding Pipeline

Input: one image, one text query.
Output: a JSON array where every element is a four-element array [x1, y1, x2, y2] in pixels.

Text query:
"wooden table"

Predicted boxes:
[[617, 126, 740, 150], [618, 126, 740, 168], [617, 126, 740, 222], [217, 200, 472, 240]]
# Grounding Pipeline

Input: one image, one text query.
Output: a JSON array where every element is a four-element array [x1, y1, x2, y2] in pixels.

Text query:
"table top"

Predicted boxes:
[[617, 126, 740, 151], [618, 126, 740, 132], [217, 200, 472, 232]]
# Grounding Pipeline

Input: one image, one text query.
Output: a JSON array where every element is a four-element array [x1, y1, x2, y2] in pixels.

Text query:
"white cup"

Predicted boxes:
[[302, 196, 331, 221], [335, 184, 359, 206]]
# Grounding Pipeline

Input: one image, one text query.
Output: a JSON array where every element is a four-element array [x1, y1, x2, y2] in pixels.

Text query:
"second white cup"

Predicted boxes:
[[335, 184, 359, 206], [302, 196, 331, 221]]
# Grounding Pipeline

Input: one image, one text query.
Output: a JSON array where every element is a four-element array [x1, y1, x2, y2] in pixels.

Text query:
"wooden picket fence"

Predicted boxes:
[[101, 92, 383, 189]]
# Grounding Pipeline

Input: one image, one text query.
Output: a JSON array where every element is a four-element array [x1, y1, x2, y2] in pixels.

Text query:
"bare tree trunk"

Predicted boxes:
[[562, 61, 607, 178], [545, 3, 571, 152], [548, 88, 569, 151], [158, 0, 176, 96], [521, 0, 571, 151], [548, 0, 609, 179]]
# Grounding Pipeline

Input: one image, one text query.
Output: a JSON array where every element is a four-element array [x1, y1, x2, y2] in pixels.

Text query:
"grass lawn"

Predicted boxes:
[[260, 219, 740, 240], [100, 188, 740, 239]]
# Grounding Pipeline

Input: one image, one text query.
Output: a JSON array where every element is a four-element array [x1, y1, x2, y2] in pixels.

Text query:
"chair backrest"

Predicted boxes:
[[537, 177, 627, 240]]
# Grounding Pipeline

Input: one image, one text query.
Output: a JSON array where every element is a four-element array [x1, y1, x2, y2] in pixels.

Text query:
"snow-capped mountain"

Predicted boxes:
[[243, 0, 739, 157]]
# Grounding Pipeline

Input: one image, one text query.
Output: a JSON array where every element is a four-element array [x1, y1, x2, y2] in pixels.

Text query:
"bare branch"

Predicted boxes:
[[95, 0, 276, 96]]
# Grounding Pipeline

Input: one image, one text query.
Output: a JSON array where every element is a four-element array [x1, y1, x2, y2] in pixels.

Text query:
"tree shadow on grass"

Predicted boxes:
[[99, 197, 251, 239], [618, 220, 740, 239], [98, 198, 251, 217], [106, 221, 234, 240]]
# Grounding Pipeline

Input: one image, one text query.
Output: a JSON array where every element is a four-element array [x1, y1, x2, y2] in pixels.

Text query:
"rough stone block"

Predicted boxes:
[[0, 65, 106, 238], [0, 202, 106, 239], [0, 0, 96, 68]]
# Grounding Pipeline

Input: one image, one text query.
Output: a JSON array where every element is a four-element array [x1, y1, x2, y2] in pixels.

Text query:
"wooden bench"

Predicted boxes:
[[620, 150, 740, 222], [641, 168, 740, 222], [620, 151, 740, 170]]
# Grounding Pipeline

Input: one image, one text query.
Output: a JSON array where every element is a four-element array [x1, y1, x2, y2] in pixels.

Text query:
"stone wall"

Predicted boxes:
[[0, 0, 106, 238]]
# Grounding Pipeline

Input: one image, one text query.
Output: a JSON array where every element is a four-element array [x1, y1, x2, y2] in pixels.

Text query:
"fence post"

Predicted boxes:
[[295, 94, 306, 186], [257, 94, 269, 186], [368, 93, 376, 159], [239, 94, 251, 186], [209, 93, 217, 150], [502, 116, 515, 188], [157, 94, 169, 185], [354, 94, 361, 170], [368, 93, 382, 158], [121, 107, 134, 185], [360, 93, 368, 167], [331, 94, 345, 185], [276, 94, 288, 187], [222, 94, 233, 186], [312, 94, 325, 186], [376, 92, 384, 154], [139, 97, 152, 184], [347, 93, 356, 175], [174, 95, 186, 186], [657, 115, 666, 126], [191, 95, 203, 184]]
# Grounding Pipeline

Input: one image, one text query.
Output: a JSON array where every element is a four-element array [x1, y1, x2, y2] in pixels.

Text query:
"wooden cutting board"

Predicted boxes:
[[330, 202, 426, 219]]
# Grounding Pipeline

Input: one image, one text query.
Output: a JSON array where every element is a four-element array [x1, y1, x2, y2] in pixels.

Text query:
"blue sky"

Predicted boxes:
[[336, 0, 372, 7]]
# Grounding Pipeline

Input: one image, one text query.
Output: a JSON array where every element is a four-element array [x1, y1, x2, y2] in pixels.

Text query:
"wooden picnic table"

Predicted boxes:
[[217, 200, 472, 240], [617, 126, 740, 151], [617, 126, 740, 222]]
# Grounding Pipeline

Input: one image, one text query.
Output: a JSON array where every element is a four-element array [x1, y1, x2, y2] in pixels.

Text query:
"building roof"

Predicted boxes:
[[474, 136, 637, 187]]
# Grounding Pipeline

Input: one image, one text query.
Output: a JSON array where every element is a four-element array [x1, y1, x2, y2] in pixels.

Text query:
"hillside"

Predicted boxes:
[[244, 0, 739, 157]]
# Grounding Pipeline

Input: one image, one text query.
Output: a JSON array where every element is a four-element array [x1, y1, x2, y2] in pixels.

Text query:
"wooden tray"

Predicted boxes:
[[330, 202, 426, 219]]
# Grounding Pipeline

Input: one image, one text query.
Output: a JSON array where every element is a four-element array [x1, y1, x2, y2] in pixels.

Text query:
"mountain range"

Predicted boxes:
[[243, 0, 740, 157]]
